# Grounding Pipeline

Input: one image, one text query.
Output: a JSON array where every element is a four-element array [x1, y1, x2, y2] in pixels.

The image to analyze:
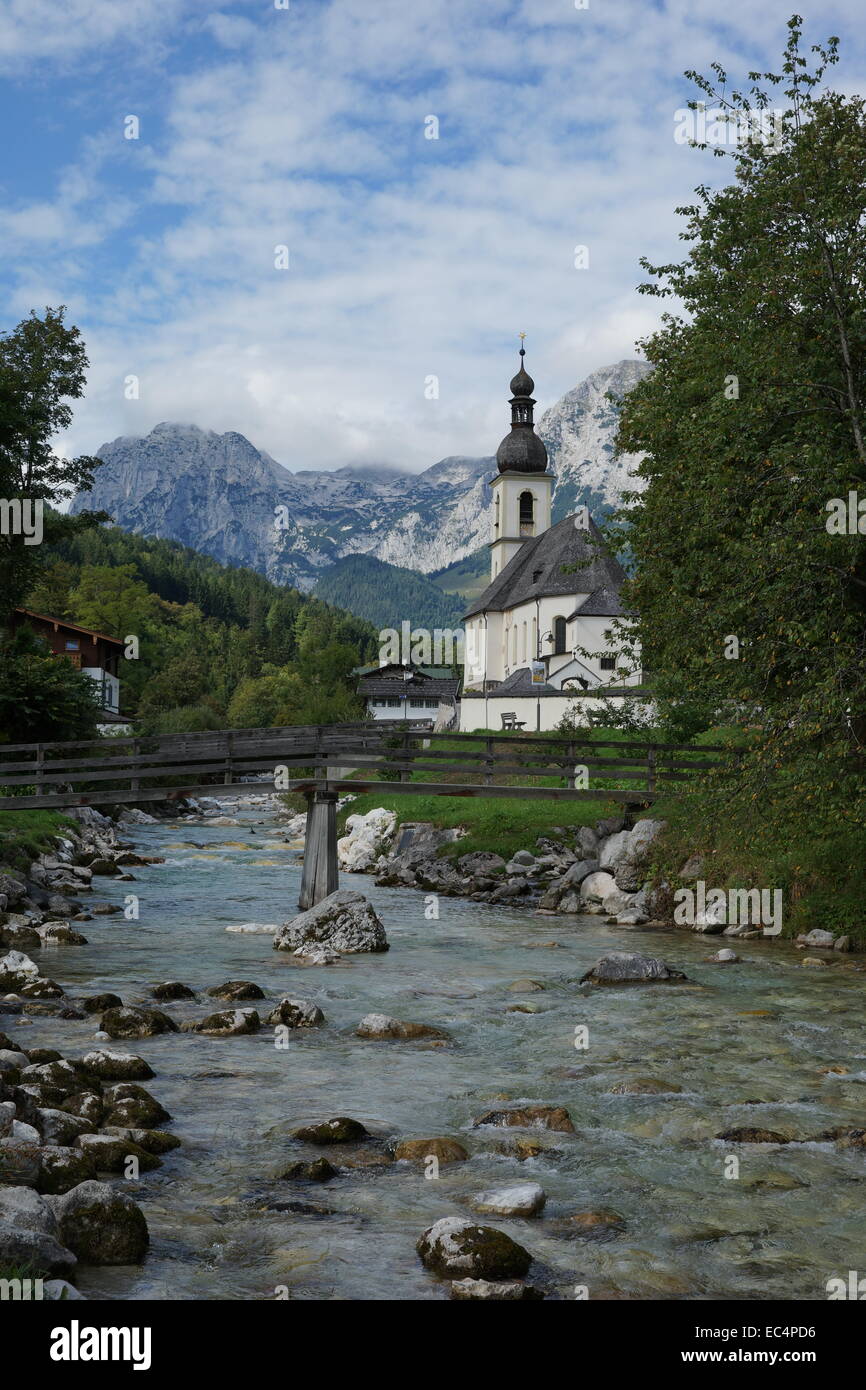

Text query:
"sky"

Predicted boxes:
[[1, 0, 865, 474]]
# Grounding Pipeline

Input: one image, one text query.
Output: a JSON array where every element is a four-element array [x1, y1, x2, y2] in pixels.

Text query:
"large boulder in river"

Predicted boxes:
[[99, 1006, 178, 1039], [274, 890, 389, 955], [47, 1180, 149, 1264], [337, 808, 397, 872], [580, 952, 687, 984], [416, 1217, 532, 1279]]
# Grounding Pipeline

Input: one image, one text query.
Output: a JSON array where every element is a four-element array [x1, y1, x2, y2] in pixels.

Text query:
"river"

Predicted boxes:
[[22, 803, 866, 1300]]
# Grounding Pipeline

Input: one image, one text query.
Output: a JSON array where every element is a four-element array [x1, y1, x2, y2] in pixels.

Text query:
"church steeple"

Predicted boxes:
[[488, 337, 553, 579], [496, 337, 549, 474]]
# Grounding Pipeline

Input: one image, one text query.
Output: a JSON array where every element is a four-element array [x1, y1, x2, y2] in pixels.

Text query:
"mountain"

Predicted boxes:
[[312, 555, 466, 632], [71, 359, 650, 595]]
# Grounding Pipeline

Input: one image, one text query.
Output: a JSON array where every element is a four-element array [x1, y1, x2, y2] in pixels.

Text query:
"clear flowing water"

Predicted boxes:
[[21, 808, 866, 1301]]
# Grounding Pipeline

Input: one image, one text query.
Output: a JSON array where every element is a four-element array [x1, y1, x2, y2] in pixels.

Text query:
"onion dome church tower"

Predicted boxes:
[[490, 338, 553, 579]]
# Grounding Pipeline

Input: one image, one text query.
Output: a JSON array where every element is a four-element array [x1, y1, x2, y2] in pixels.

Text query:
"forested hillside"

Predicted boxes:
[[14, 523, 378, 736], [313, 554, 466, 630]]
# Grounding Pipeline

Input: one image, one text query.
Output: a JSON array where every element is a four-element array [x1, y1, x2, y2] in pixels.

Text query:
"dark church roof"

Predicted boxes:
[[566, 586, 627, 619], [463, 514, 628, 619]]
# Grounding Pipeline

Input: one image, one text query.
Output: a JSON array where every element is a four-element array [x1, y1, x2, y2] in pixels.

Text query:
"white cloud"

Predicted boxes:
[[4, 0, 866, 473]]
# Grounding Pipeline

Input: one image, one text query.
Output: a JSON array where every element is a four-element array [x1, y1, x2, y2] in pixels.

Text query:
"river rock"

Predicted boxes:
[[708, 948, 739, 963], [580, 871, 617, 904], [471, 1182, 546, 1217], [799, 929, 835, 948], [570, 1208, 625, 1230], [0, 921, 42, 949], [20, 1060, 96, 1095], [356, 1013, 449, 1041], [36, 1148, 95, 1194], [34, 1108, 95, 1145], [48, 1180, 149, 1263], [393, 1137, 468, 1165], [0, 1138, 42, 1186], [472, 1104, 574, 1133], [457, 851, 507, 877], [43, 1278, 85, 1299], [206, 980, 264, 1001], [152, 981, 196, 1001], [293, 1117, 369, 1145], [75, 1134, 161, 1173], [292, 945, 341, 965], [61, 1093, 104, 1126], [100, 1126, 181, 1155], [337, 808, 397, 872], [0, 1221, 77, 1275], [195, 1008, 260, 1036], [78, 1050, 154, 1081], [99, 1007, 178, 1039], [416, 1217, 532, 1279], [608, 1077, 682, 1095], [80, 993, 123, 1014], [716, 1127, 791, 1144], [580, 952, 687, 984], [0, 951, 40, 991], [274, 890, 389, 955], [20, 978, 65, 998], [266, 998, 325, 1028], [562, 859, 600, 887], [0, 1183, 58, 1233], [103, 1084, 170, 1129], [281, 1157, 338, 1182], [36, 923, 88, 945], [450, 1277, 540, 1300]]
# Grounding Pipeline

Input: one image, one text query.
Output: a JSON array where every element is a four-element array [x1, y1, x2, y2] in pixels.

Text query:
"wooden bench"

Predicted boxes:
[[501, 712, 526, 731]]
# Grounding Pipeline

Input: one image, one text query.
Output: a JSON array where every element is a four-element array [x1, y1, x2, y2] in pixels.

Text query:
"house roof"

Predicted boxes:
[[353, 662, 455, 679], [13, 607, 125, 648], [359, 677, 461, 699], [463, 514, 627, 619]]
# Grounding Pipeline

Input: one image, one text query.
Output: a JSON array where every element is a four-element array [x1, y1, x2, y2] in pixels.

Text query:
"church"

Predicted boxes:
[[459, 346, 644, 732]]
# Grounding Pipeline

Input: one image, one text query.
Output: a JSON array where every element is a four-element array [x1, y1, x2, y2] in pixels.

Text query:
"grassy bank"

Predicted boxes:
[[0, 808, 76, 875], [337, 789, 624, 862]]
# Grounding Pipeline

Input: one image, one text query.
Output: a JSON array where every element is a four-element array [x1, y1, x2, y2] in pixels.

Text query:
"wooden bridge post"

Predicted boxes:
[[298, 789, 339, 910]]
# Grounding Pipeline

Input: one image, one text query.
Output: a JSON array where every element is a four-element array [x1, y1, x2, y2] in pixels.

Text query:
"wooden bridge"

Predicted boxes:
[[0, 723, 727, 909]]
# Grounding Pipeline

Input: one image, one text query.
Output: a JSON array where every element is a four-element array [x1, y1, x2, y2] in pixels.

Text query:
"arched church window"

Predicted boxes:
[[553, 616, 567, 654], [494, 492, 500, 535], [519, 491, 535, 536]]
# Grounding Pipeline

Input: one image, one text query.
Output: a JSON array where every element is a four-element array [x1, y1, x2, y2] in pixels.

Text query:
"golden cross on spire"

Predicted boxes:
[[518, 332, 526, 342]]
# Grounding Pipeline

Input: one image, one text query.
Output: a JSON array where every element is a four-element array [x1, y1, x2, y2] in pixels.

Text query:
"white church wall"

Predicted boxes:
[[459, 692, 652, 733]]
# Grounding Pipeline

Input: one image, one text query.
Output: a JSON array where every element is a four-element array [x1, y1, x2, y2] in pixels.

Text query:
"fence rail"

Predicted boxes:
[[0, 722, 731, 810]]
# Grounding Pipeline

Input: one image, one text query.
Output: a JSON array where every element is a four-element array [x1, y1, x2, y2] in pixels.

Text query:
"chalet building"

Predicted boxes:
[[355, 662, 461, 725], [11, 608, 126, 722], [460, 348, 645, 732]]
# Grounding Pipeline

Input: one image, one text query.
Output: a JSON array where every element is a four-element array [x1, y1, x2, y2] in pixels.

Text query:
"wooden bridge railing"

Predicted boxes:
[[0, 723, 730, 811]]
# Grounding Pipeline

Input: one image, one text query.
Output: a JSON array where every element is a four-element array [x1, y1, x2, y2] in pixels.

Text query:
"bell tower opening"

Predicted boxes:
[[519, 490, 535, 536]]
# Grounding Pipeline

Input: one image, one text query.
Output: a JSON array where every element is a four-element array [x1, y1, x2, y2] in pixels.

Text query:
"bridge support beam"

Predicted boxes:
[[298, 789, 339, 910]]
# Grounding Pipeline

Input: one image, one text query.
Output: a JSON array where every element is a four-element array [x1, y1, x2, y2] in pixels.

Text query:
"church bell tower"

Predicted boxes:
[[489, 338, 552, 579]]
